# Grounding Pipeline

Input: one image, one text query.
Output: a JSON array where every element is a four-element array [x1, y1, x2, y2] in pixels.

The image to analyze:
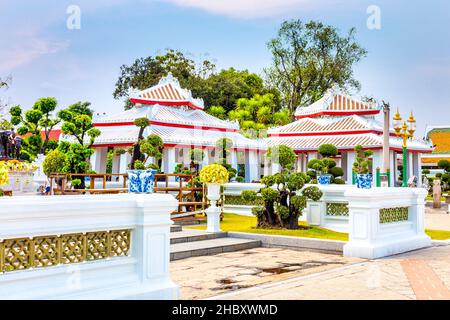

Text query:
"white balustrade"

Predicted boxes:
[[0, 193, 179, 299]]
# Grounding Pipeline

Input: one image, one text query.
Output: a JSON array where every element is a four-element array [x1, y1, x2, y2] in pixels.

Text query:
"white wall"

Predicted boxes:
[[0, 193, 179, 299]]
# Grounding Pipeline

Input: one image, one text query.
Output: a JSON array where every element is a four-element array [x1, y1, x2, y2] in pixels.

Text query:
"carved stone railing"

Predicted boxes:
[[0, 193, 179, 299]]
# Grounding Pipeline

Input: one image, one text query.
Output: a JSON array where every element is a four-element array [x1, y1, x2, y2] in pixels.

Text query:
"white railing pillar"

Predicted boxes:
[[343, 188, 431, 259]]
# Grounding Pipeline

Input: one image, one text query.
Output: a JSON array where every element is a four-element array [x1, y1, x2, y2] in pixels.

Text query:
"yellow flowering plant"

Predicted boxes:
[[1, 160, 38, 173], [0, 162, 9, 187], [199, 164, 229, 185]]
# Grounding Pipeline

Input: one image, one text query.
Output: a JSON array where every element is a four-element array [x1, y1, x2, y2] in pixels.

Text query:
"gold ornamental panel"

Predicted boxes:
[[0, 229, 132, 273]]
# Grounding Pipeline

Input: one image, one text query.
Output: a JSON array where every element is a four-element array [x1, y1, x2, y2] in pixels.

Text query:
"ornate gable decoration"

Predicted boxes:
[[129, 73, 204, 110], [294, 89, 380, 119]]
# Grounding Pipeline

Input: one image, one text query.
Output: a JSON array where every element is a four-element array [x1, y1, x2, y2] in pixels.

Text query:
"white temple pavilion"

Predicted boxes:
[[89, 74, 266, 182], [267, 89, 432, 186]]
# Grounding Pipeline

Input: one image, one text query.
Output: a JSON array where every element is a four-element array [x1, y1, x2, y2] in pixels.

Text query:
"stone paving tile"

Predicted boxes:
[[170, 247, 362, 300], [205, 245, 450, 300]]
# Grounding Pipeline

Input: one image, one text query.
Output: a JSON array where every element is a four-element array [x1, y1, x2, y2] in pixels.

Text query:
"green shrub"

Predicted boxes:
[[436, 173, 442, 178], [71, 179, 82, 187], [251, 206, 264, 217], [241, 190, 257, 202], [334, 178, 346, 184], [318, 144, 338, 158], [329, 166, 344, 178], [422, 169, 430, 175], [438, 159, 450, 172], [43, 149, 67, 175], [290, 195, 307, 211], [275, 204, 290, 219], [134, 160, 145, 170], [267, 145, 296, 169], [302, 186, 323, 202], [261, 187, 278, 202], [236, 176, 245, 183]]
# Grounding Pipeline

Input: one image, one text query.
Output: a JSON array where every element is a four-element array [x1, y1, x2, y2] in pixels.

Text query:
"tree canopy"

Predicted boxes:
[[265, 19, 367, 113]]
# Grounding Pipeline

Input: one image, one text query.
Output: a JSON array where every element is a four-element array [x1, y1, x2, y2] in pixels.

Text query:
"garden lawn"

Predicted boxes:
[[191, 213, 349, 241], [190, 214, 450, 241]]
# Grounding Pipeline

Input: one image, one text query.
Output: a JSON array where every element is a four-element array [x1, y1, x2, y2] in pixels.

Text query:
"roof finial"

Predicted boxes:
[[158, 71, 180, 87]]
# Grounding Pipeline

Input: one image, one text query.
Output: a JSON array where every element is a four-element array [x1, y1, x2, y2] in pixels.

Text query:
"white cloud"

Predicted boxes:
[[163, 0, 336, 18], [0, 32, 69, 73]]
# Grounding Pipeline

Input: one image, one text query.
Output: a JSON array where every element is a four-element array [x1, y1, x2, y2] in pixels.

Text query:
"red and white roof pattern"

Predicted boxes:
[[90, 124, 263, 150], [94, 104, 239, 131], [267, 133, 432, 152], [294, 89, 379, 119], [129, 73, 204, 110], [269, 115, 381, 135]]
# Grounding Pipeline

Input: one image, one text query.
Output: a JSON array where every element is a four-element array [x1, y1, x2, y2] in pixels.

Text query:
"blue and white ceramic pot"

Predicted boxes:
[[356, 174, 373, 189], [127, 169, 157, 193], [317, 174, 332, 185]]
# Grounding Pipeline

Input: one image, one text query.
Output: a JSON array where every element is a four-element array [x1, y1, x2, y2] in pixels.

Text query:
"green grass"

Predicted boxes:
[[190, 213, 349, 241], [190, 213, 450, 241], [425, 229, 450, 240]]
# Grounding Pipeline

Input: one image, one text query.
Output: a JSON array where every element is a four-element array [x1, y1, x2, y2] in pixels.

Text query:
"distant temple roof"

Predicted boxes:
[[90, 75, 263, 150], [129, 73, 205, 110], [294, 89, 379, 119], [269, 93, 432, 153]]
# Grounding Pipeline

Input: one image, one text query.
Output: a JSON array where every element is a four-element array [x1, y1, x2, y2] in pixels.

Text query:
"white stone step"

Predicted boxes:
[[170, 229, 227, 244], [170, 237, 261, 261]]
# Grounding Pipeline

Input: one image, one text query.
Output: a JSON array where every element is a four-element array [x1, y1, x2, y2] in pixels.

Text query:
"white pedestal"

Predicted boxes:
[[206, 206, 221, 233]]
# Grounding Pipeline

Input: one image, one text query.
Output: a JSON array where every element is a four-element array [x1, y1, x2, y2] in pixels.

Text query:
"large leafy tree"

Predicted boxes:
[[114, 49, 215, 110], [265, 20, 367, 113], [113, 49, 275, 114], [9, 97, 60, 159], [228, 93, 290, 137]]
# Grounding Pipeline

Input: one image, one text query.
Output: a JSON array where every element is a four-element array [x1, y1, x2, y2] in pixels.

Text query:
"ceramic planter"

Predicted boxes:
[[206, 183, 221, 201], [318, 174, 332, 185], [127, 169, 157, 193], [356, 174, 373, 189]]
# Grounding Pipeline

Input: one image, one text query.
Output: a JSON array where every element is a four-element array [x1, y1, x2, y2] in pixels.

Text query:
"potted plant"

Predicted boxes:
[[199, 163, 229, 232], [352, 145, 374, 189], [308, 158, 334, 185], [127, 160, 157, 193]]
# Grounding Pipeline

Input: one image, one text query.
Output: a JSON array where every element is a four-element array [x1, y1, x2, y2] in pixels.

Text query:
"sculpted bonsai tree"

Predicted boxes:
[[242, 144, 322, 230], [352, 144, 374, 175], [130, 117, 150, 169]]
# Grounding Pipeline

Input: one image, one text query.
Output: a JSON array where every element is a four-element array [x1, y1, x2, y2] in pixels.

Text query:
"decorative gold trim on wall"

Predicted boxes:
[[0, 229, 131, 273]]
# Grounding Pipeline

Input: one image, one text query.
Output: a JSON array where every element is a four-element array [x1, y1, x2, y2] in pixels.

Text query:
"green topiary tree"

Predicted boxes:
[[246, 169, 322, 229], [267, 145, 296, 171], [9, 97, 60, 159], [438, 160, 450, 173], [57, 105, 101, 188], [352, 144, 374, 174], [130, 117, 150, 169], [318, 143, 338, 158], [215, 138, 238, 181]]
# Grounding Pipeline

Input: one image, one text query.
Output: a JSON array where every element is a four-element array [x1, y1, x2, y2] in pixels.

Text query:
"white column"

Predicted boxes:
[[390, 150, 396, 187], [119, 152, 131, 173], [408, 151, 414, 182], [244, 150, 259, 182], [90, 147, 107, 173], [231, 149, 238, 170], [346, 151, 356, 184], [111, 154, 120, 174], [201, 148, 209, 168], [163, 147, 176, 174], [371, 150, 382, 177], [296, 153, 302, 172], [264, 155, 271, 176], [416, 153, 423, 187]]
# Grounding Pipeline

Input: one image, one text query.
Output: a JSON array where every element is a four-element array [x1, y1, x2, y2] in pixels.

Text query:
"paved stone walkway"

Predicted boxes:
[[170, 247, 362, 300], [206, 245, 450, 300], [425, 203, 450, 230]]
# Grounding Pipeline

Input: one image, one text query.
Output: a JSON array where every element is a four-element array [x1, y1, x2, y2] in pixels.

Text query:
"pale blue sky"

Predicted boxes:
[[1, 0, 449, 135]]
